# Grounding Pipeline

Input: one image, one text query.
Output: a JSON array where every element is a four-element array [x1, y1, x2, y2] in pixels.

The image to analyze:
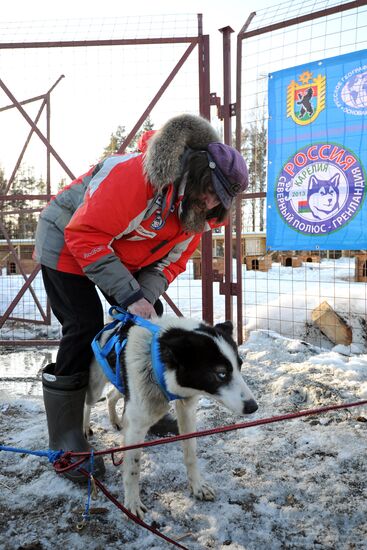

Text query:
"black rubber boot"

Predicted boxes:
[[42, 363, 105, 482], [148, 412, 179, 436]]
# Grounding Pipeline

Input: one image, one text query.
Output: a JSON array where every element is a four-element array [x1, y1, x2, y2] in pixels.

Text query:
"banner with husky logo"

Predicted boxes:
[[267, 49, 367, 250]]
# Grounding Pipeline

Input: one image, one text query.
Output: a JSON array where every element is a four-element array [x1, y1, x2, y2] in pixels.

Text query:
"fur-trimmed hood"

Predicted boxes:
[[143, 113, 220, 192]]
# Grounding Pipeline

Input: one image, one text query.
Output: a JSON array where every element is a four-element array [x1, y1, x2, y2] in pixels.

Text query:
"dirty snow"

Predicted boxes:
[[1, 257, 367, 548], [1, 330, 367, 550]]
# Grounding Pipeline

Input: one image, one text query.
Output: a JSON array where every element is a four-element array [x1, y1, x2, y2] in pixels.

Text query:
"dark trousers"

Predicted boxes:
[[41, 265, 163, 377]]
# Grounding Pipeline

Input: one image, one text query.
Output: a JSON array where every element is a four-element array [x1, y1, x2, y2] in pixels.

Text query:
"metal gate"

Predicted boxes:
[[0, 14, 214, 344], [2, 3, 367, 347], [233, 0, 367, 346]]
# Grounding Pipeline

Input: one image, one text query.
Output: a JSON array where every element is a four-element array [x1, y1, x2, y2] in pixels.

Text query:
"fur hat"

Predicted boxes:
[[143, 113, 220, 191]]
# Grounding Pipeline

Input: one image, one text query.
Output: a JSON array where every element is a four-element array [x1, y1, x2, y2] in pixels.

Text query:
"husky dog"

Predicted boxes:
[[307, 173, 340, 220], [84, 316, 258, 519]]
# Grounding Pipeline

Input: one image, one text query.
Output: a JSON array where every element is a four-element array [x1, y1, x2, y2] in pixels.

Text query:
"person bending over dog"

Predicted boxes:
[[34, 113, 248, 481]]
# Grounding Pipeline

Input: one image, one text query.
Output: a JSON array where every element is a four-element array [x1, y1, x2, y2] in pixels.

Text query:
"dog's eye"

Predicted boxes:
[[215, 369, 228, 381]]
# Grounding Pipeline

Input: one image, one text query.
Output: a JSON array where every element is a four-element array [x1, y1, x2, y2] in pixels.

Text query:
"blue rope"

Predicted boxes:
[[0, 445, 64, 464], [82, 450, 95, 522]]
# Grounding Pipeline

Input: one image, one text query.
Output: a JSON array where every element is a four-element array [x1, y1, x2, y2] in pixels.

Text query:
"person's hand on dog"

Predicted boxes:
[[128, 297, 156, 319]]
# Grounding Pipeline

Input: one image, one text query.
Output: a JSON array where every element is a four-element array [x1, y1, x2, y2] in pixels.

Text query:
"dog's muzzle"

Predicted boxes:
[[243, 399, 258, 414]]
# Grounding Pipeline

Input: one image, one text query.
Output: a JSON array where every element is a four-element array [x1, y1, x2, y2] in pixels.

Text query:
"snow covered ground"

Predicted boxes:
[[1, 257, 367, 352], [1, 258, 367, 549], [1, 331, 367, 549]]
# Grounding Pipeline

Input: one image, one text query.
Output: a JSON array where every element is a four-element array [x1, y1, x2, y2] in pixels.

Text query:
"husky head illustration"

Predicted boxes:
[[307, 173, 340, 220]]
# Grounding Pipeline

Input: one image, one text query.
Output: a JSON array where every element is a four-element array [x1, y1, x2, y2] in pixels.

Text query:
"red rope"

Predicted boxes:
[[58, 399, 367, 460], [76, 467, 189, 549], [52, 399, 367, 550]]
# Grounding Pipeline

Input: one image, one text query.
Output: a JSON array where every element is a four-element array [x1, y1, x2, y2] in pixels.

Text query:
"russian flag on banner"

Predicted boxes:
[[298, 200, 311, 213]]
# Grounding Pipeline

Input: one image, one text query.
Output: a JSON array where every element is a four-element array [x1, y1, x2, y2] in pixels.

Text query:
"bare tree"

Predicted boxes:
[[241, 118, 267, 232]]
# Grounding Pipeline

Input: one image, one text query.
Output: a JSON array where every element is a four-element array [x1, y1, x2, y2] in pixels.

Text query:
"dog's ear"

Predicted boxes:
[[214, 320, 233, 337], [159, 329, 191, 367]]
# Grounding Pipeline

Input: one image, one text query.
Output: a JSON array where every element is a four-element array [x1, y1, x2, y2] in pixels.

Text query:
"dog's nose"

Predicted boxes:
[[243, 399, 258, 414]]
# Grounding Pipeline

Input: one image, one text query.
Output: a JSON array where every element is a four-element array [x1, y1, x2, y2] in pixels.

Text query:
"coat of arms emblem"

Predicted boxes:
[[287, 70, 326, 125]]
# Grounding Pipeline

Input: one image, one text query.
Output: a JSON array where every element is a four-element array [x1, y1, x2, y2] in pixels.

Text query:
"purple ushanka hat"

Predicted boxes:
[[206, 142, 248, 209]]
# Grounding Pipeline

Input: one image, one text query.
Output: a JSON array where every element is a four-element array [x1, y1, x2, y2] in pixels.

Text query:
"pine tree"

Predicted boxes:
[[101, 116, 154, 159], [57, 177, 67, 191], [102, 125, 127, 158], [0, 165, 6, 193], [13, 166, 36, 238], [0, 165, 45, 239], [130, 116, 154, 151], [0, 166, 10, 239]]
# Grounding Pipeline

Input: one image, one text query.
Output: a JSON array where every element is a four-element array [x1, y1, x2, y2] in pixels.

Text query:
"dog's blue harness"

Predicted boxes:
[[92, 306, 181, 401]]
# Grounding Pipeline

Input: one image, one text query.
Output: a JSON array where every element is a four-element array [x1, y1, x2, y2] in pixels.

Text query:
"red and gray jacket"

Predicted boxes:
[[34, 114, 223, 308]]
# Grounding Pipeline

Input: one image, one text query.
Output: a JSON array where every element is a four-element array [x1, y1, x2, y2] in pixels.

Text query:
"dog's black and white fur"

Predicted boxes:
[[84, 316, 258, 519]]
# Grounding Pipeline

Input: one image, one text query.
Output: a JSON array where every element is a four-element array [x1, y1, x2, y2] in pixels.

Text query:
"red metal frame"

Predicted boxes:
[[241, 0, 367, 40], [0, 15, 214, 343], [117, 40, 199, 154], [220, 26, 235, 323], [0, 76, 69, 330], [198, 32, 214, 324]]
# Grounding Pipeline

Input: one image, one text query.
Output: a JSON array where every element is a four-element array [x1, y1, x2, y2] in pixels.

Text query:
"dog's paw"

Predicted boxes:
[[124, 498, 148, 520], [191, 481, 216, 501]]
